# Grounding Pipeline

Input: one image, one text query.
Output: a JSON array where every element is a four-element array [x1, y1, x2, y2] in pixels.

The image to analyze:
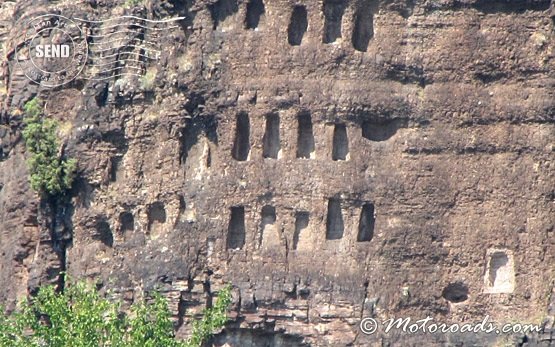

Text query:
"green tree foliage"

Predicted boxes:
[[0, 281, 232, 347], [21, 98, 77, 197], [187, 285, 232, 347]]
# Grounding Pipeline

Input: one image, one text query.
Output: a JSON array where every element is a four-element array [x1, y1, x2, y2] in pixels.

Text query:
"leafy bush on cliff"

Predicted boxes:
[[21, 98, 77, 197], [0, 280, 232, 347]]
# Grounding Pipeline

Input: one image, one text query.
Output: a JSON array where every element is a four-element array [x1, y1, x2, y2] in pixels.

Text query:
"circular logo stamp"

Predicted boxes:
[[15, 14, 88, 87]]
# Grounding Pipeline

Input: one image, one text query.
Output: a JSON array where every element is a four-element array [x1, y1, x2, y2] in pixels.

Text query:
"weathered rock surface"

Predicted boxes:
[[0, 0, 554, 346]]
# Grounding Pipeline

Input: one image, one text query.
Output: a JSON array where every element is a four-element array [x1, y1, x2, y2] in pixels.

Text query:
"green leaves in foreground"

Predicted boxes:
[[21, 97, 77, 197], [0, 281, 232, 347]]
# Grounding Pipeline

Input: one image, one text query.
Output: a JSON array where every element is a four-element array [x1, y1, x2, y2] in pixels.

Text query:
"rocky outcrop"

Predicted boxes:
[[0, 0, 554, 346]]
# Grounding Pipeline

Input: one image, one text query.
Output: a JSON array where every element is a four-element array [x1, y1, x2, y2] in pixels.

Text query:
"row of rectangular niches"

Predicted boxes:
[[232, 112, 395, 161], [226, 200, 376, 250], [215, 0, 375, 52]]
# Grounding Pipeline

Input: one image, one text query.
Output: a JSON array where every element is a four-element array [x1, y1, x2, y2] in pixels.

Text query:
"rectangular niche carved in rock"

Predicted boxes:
[[245, 0, 265, 29], [326, 198, 344, 240], [352, 6, 373, 52], [288, 5, 308, 46], [263, 113, 280, 159], [95, 218, 114, 247], [259, 205, 278, 248], [180, 122, 212, 176], [484, 249, 515, 294], [119, 211, 134, 235], [209, 0, 239, 29], [357, 203, 375, 242], [110, 156, 123, 182], [227, 206, 246, 250], [323, 0, 346, 43], [147, 202, 167, 234], [296, 112, 315, 159], [232, 112, 250, 161], [332, 123, 349, 161], [293, 211, 309, 250]]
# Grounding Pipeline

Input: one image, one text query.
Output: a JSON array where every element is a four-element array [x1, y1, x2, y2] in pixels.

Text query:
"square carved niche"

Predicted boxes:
[[484, 249, 515, 294]]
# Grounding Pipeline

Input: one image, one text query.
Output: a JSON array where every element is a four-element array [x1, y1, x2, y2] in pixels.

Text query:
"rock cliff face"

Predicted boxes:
[[1, 0, 554, 345]]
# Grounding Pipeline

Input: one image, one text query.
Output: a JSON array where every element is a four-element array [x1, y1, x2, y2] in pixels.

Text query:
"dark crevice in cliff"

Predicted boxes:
[[184, 93, 206, 116], [36, 195, 73, 294], [109, 156, 122, 182], [459, 117, 555, 126], [360, 280, 369, 319], [176, 290, 188, 329], [203, 275, 213, 308], [95, 83, 109, 107], [403, 144, 541, 156], [473, 70, 508, 84], [471, 0, 550, 13]]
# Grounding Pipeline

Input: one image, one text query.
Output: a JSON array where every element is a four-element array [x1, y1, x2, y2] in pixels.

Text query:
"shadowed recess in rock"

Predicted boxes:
[[357, 203, 375, 242], [119, 211, 134, 235], [323, 0, 346, 43], [232, 112, 250, 161], [297, 112, 315, 159], [487, 251, 514, 293], [352, 5, 373, 52], [180, 118, 215, 172], [332, 124, 349, 161], [166, 0, 196, 37], [109, 156, 123, 182], [288, 5, 308, 46], [442, 282, 469, 303], [293, 211, 309, 250], [259, 205, 276, 247], [180, 121, 201, 166], [209, 0, 239, 29], [94, 219, 113, 247], [147, 202, 166, 232], [212, 328, 306, 346], [361, 119, 407, 141], [227, 206, 246, 249], [326, 198, 344, 240], [245, 0, 265, 29], [263, 113, 280, 159], [472, 0, 550, 13]]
